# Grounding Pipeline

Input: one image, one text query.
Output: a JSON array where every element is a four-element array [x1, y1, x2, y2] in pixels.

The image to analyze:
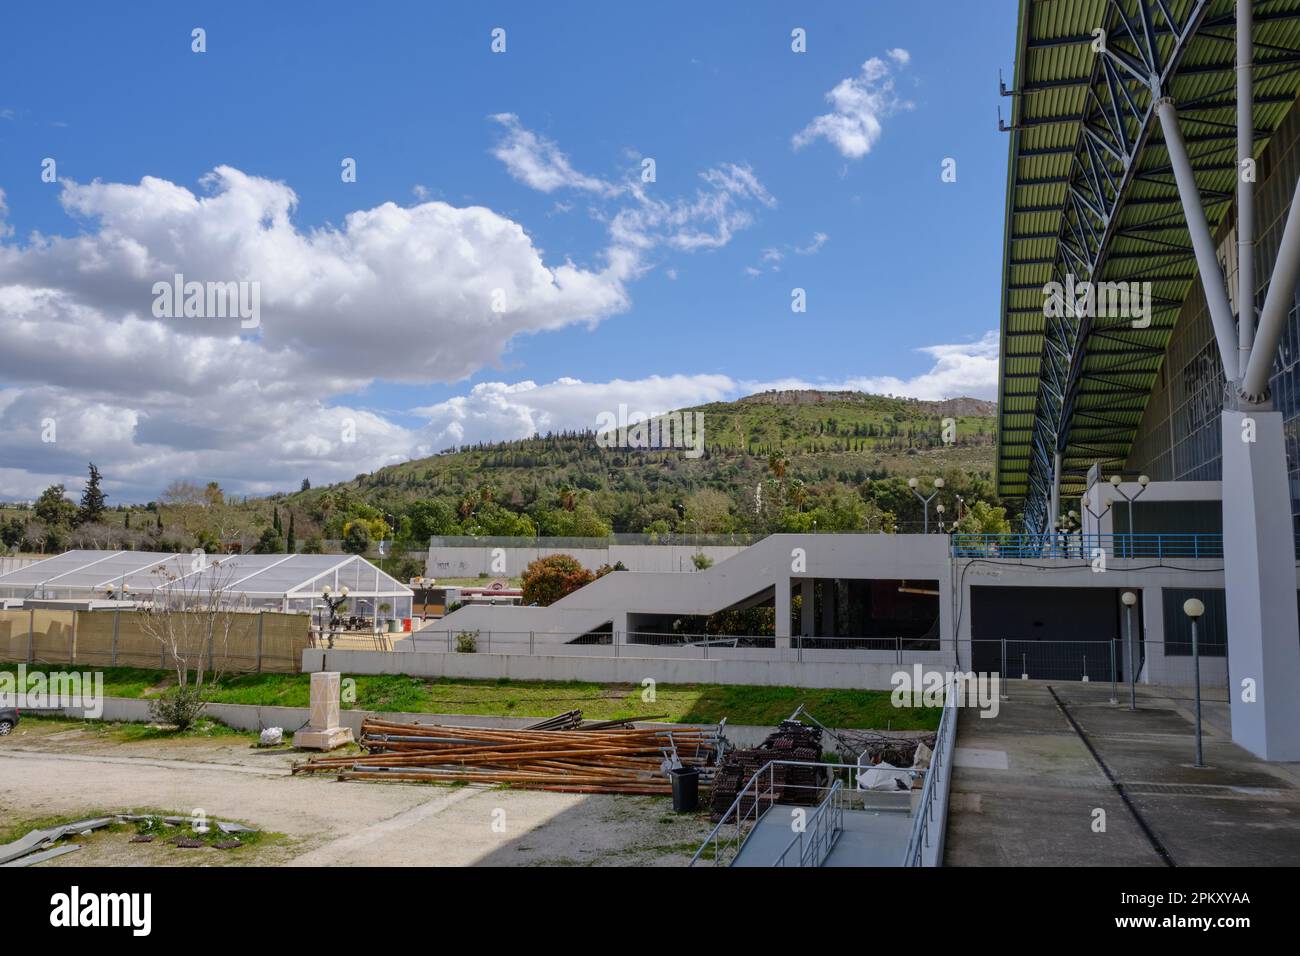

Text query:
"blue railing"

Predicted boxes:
[[950, 532, 1227, 560]]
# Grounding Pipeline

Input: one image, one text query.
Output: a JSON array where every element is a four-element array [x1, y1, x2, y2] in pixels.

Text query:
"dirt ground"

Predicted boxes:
[[0, 719, 715, 867]]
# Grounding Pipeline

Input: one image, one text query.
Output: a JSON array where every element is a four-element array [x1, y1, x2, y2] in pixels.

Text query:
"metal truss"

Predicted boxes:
[[1021, 0, 1213, 536]]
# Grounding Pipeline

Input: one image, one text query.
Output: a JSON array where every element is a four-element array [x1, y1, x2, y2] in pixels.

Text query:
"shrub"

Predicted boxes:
[[148, 685, 207, 731], [521, 554, 595, 607], [455, 630, 479, 653]]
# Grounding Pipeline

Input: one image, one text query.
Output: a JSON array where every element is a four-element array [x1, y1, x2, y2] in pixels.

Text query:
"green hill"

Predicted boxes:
[[2, 390, 1006, 561]]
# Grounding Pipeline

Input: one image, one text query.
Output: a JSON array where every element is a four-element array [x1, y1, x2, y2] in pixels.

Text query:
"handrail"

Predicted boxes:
[[950, 531, 1232, 560], [690, 758, 776, 866], [772, 779, 844, 867], [689, 758, 840, 866], [903, 675, 958, 867]]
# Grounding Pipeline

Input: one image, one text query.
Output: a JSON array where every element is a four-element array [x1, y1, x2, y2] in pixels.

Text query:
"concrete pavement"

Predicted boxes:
[[944, 680, 1300, 866]]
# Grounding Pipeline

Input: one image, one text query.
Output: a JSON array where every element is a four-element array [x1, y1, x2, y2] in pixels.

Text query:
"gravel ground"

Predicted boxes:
[[0, 719, 715, 867]]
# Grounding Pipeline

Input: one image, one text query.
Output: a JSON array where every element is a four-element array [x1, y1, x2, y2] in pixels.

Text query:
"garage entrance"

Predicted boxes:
[[969, 586, 1139, 681]]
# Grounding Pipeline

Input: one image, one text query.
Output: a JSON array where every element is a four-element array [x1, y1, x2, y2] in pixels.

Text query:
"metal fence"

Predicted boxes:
[[951, 532, 1228, 559], [388, 629, 1229, 688], [428, 533, 766, 549]]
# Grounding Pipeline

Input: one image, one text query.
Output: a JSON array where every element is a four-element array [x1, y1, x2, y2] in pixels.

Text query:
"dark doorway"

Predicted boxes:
[[970, 586, 1134, 681]]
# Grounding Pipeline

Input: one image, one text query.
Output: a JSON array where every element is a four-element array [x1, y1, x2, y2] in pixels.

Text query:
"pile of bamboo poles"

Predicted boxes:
[[292, 716, 721, 795]]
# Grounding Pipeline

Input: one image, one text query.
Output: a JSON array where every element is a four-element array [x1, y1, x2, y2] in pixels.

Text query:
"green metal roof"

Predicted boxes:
[[996, 0, 1300, 523]]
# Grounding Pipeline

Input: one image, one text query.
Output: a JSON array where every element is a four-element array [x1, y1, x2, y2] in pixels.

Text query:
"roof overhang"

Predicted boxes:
[[996, 0, 1300, 529]]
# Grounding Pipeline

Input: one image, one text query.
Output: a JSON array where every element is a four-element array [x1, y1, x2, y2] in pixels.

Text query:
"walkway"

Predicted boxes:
[[944, 680, 1300, 866]]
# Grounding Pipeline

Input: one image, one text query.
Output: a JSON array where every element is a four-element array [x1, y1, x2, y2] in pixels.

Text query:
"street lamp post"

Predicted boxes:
[[1121, 590, 1138, 711], [908, 477, 945, 533], [1080, 492, 1112, 556], [1183, 597, 1206, 768], [1109, 474, 1150, 557]]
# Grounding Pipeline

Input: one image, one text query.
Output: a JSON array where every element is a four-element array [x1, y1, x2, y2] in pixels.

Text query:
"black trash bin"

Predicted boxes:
[[670, 765, 700, 812]]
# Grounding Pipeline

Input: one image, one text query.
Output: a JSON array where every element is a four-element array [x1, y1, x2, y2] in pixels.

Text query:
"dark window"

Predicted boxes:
[[1162, 588, 1226, 657]]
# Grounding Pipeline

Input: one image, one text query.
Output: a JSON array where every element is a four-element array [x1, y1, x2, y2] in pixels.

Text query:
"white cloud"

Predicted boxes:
[[793, 51, 913, 159], [0, 166, 639, 499], [489, 113, 619, 196], [407, 332, 999, 448], [413, 375, 736, 447], [795, 232, 828, 255], [489, 115, 774, 266], [1, 166, 631, 386], [745, 332, 999, 401]]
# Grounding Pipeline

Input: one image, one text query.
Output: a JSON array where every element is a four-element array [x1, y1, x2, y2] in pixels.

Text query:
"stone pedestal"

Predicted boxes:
[[293, 671, 354, 751]]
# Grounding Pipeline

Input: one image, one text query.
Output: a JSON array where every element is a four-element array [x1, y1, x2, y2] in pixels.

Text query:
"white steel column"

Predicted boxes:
[[1220, 409, 1300, 760], [1049, 451, 1062, 534], [1239, 184, 1300, 398], [1237, 0, 1256, 369], [1156, 97, 1240, 383]]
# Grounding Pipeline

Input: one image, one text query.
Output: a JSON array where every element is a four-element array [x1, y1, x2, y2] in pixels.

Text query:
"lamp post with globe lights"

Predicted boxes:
[[909, 477, 944, 534], [1121, 591, 1138, 711], [1183, 597, 1206, 767], [1109, 474, 1150, 557], [1079, 492, 1112, 549]]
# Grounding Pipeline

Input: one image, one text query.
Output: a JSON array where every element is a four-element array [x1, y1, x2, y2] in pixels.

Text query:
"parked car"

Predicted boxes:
[[0, 707, 18, 736]]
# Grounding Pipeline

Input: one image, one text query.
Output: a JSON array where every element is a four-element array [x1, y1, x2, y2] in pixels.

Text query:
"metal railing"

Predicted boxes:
[[773, 779, 845, 867], [903, 674, 958, 867], [951, 532, 1227, 559]]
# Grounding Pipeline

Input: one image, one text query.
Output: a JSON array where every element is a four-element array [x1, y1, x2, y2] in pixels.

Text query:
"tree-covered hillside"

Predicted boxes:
[[2, 391, 1010, 564]]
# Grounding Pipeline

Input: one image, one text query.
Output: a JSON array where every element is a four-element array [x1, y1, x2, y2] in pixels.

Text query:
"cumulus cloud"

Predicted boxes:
[[0, 165, 643, 499], [793, 51, 913, 159], [0, 138, 779, 501]]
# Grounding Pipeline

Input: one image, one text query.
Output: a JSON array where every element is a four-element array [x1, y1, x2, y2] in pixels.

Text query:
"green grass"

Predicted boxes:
[[22, 712, 249, 742], [3, 665, 939, 729], [0, 665, 163, 699]]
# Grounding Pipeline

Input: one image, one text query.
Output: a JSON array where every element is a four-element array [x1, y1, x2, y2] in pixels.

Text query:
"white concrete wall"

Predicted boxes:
[[303, 646, 941, 690], [47, 696, 784, 748], [439, 533, 954, 650], [1085, 479, 1222, 537], [0, 556, 38, 576], [953, 557, 1230, 687]]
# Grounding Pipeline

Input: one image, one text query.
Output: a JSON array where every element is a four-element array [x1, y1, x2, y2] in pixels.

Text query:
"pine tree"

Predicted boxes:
[[77, 463, 107, 525], [286, 512, 296, 553], [273, 507, 282, 534]]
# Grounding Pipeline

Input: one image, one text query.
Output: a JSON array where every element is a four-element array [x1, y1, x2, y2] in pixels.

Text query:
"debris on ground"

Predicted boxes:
[[292, 713, 724, 795], [838, 731, 937, 767], [707, 719, 824, 821], [259, 727, 285, 746], [0, 812, 263, 866], [0, 817, 113, 867]]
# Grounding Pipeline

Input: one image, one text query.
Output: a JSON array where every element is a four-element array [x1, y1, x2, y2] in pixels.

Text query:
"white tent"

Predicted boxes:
[[0, 550, 413, 620]]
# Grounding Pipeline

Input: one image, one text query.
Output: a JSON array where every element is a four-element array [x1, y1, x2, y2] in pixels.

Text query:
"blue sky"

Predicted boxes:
[[0, 1, 1016, 501]]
